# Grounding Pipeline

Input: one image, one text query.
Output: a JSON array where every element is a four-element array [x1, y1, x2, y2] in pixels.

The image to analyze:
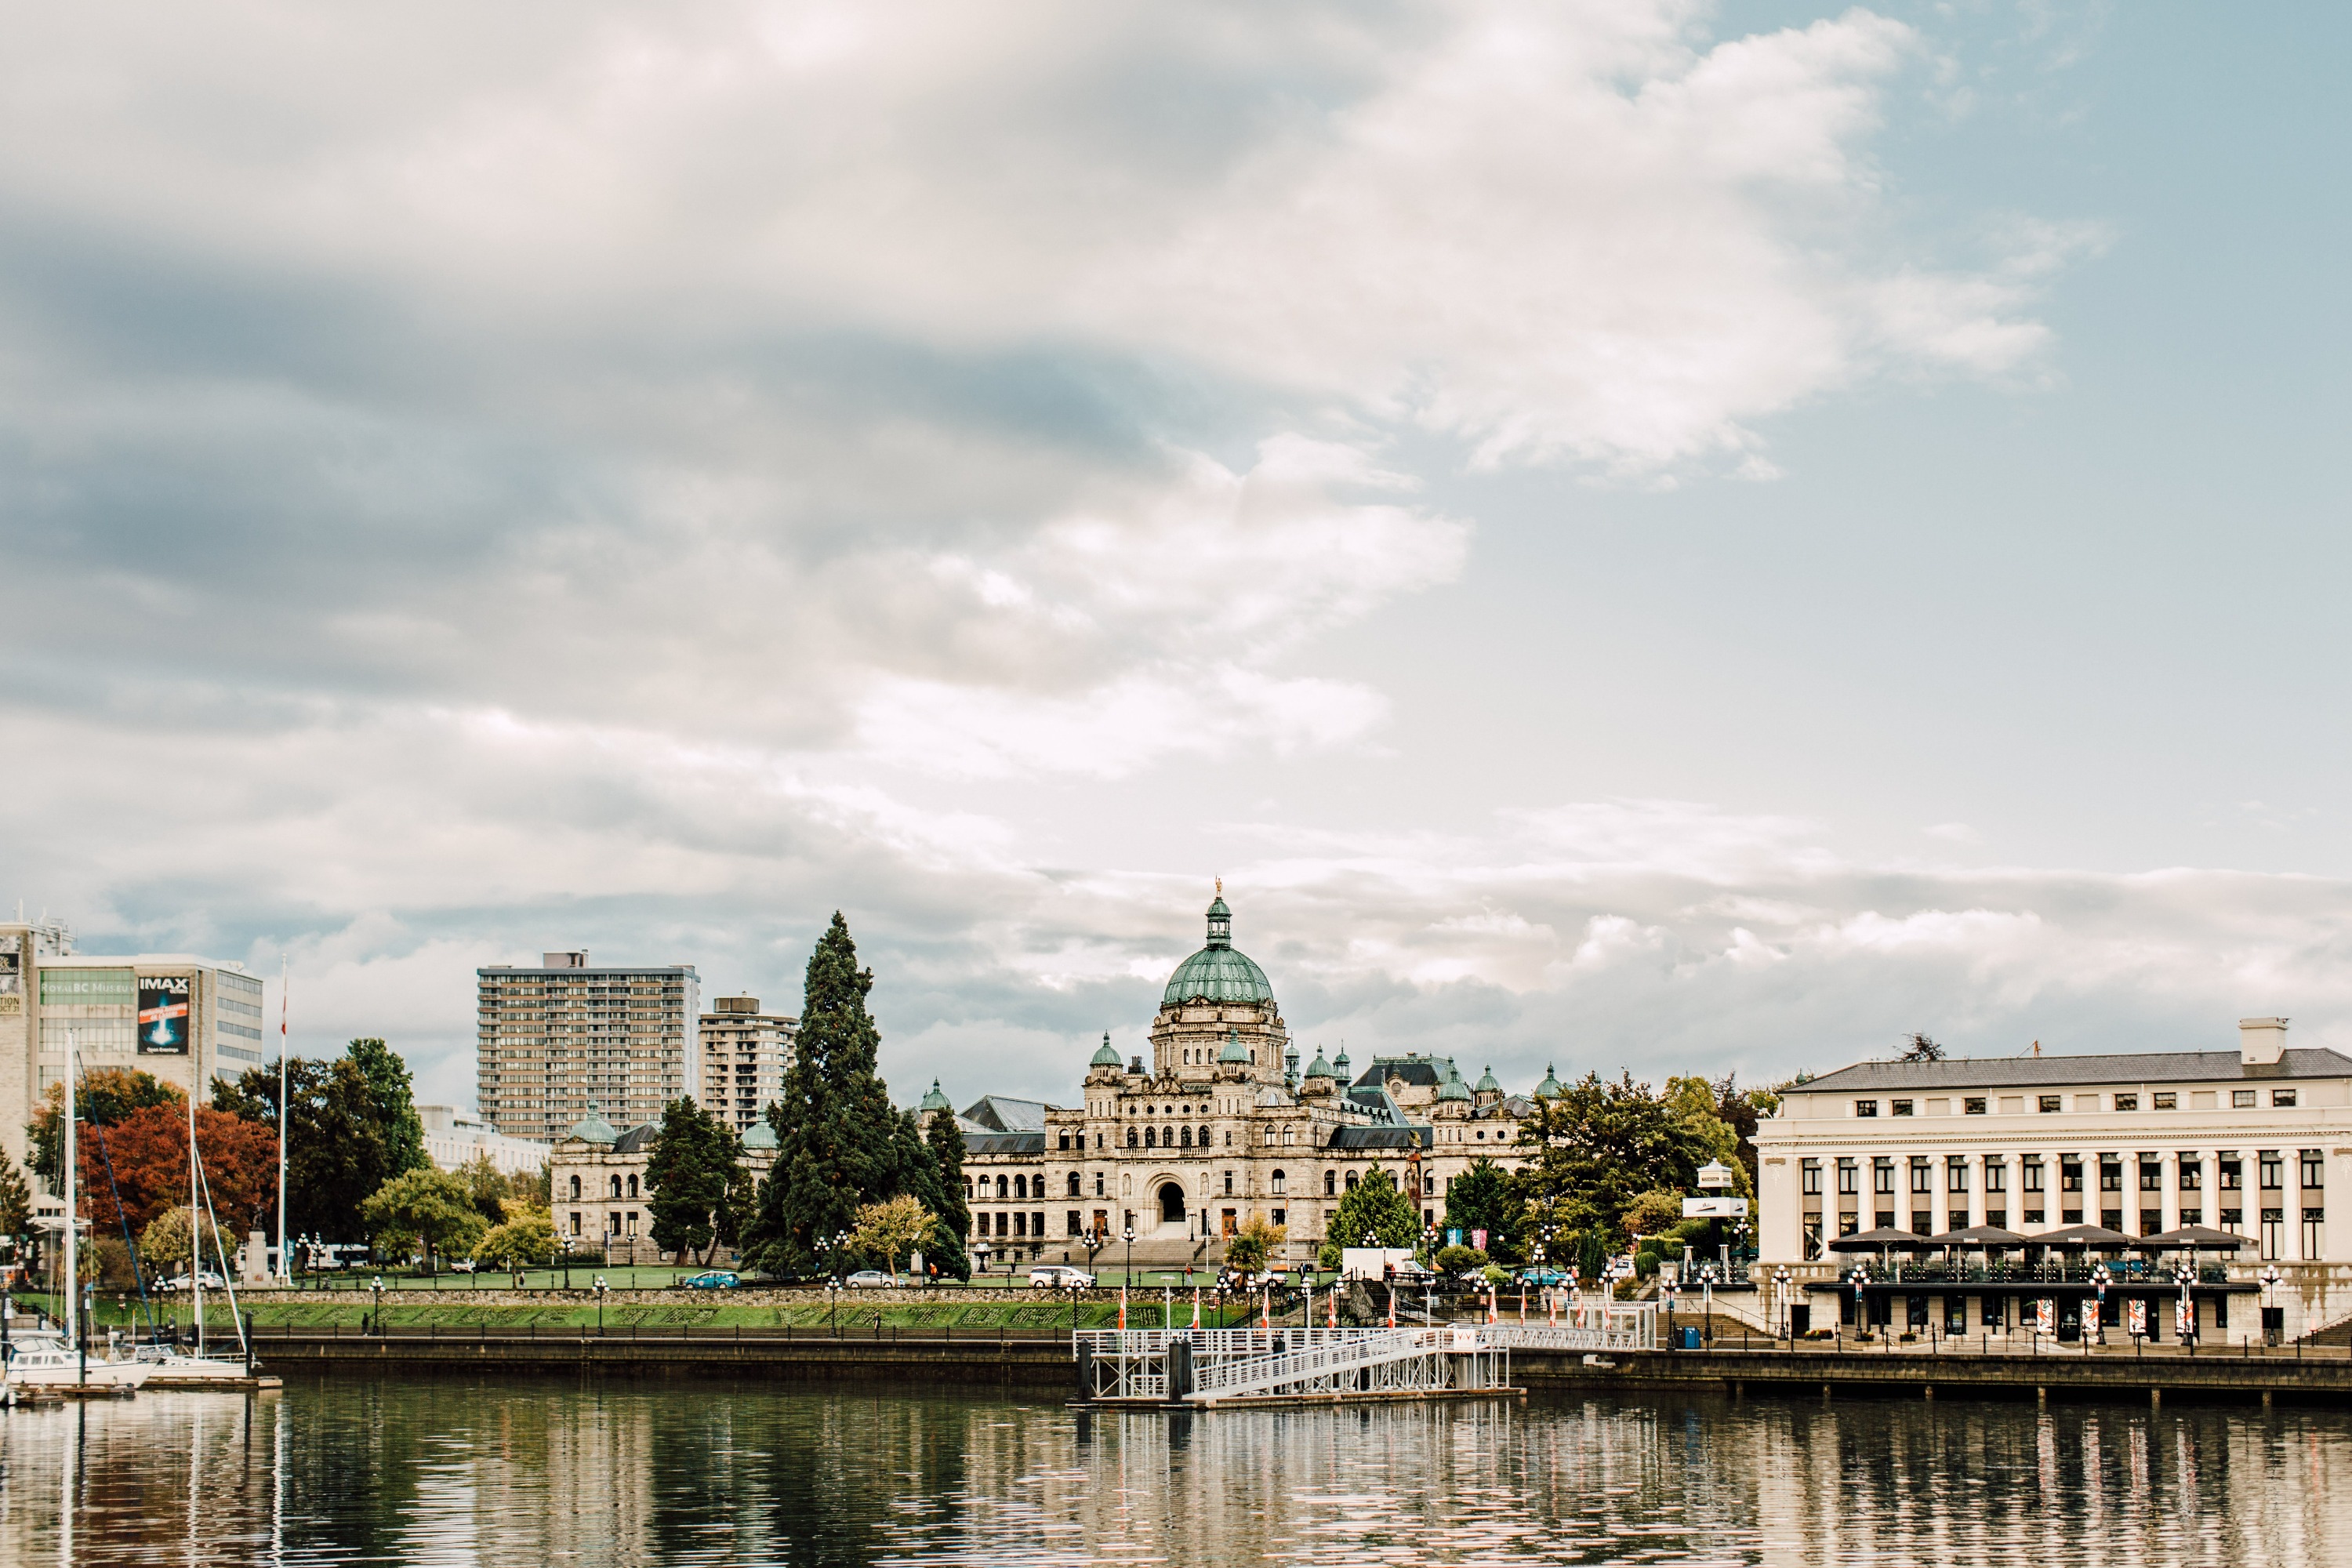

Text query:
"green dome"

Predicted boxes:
[[1089, 1032, 1122, 1068], [741, 1120, 779, 1151], [1305, 1049, 1333, 1079], [566, 1102, 617, 1145], [918, 1079, 953, 1114], [1162, 895, 1275, 1006], [1217, 1029, 1253, 1064], [1438, 1065, 1471, 1102], [1475, 1065, 1501, 1094], [1534, 1064, 1564, 1100]]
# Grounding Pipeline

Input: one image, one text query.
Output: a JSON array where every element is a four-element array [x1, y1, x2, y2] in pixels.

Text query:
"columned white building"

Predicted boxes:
[[1755, 1018, 2352, 1340]]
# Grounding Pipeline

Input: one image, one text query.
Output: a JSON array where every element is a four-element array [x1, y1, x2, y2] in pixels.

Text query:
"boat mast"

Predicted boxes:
[[191, 1040, 204, 1356], [277, 953, 289, 1284], [64, 1027, 80, 1382]]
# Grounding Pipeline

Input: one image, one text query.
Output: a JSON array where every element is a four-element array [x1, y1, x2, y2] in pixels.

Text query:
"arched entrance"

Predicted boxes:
[[1158, 1182, 1187, 1225]]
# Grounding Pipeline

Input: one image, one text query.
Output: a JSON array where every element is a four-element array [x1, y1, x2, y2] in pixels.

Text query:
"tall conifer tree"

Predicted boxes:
[[746, 913, 931, 1277], [922, 1110, 971, 1279]]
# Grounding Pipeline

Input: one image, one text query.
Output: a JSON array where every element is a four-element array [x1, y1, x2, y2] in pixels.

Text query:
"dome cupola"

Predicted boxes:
[[566, 1102, 618, 1145], [1218, 1028, 1253, 1065], [1161, 889, 1275, 1006], [917, 1079, 953, 1114], [1534, 1064, 1564, 1101], [1475, 1065, 1501, 1095], [1437, 1064, 1472, 1103], [1089, 1032, 1123, 1068]]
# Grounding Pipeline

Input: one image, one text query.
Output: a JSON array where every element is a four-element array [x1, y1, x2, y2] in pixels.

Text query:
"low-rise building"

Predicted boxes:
[[547, 1102, 777, 1265], [418, 1104, 551, 1178], [1755, 1017, 2352, 1341]]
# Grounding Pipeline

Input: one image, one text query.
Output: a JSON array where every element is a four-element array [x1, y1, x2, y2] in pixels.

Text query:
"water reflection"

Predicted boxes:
[[3, 1377, 2347, 1566]]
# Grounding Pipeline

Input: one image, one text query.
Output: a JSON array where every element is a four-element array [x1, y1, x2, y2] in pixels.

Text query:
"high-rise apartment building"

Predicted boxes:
[[477, 951, 699, 1144], [699, 996, 797, 1136], [0, 916, 270, 1179]]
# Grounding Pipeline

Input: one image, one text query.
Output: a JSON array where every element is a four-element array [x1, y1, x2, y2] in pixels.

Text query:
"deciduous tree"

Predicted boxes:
[[1327, 1165, 1419, 1251], [78, 1103, 278, 1236], [0, 1145, 34, 1246], [28, 1068, 183, 1182], [361, 1167, 488, 1272], [1224, 1214, 1287, 1277], [848, 1193, 938, 1276], [214, 1041, 434, 1244], [474, 1202, 559, 1273]]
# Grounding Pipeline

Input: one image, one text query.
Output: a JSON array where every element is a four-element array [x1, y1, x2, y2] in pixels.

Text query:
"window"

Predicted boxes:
[[2099, 1160, 2122, 1193], [1947, 1157, 1969, 1194], [1855, 1100, 1878, 1118], [1179, 1127, 1192, 1148], [1986, 1160, 2007, 1193], [2232, 1089, 2257, 1109], [2023, 1156, 2043, 1192], [2179, 1157, 2202, 1191], [2303, 1208, 2325, 1258], [2274, 1089, 2299, 1108], [2060, 1157, 2083, 1193], [2302, 1149, 2325, 1188], [2152, 1092, 2177, 1110], [996, 1174, 1011, 1199], [2261, 1207, 2285, 1260], [1014, 1175, 1029, 1200], [568, 1175, 581, 1201], [1144, 1127, 1156, 1149], [2259, 1152, 2283, 1190], [1067, 1210, 1082, 1235], [1345, 1171, 1359, 1191], [1013, 1213, 1027, 1238], [1873, 1158, 1895, 1196], [609, 1174, 622, 1199], [1891, 1100, 1915, 1117], [1199, 1126, 1210, 1147], [1058, 1132, 1070, 1151], [1127, 1128, 1138, 1148], [1910, 1158, 1932, 1196], [2039, 1095, 2063, 1113], [2140, 1162, 2161, 1192], [1272, 1170, 1287, 1195], [1324, 1170, 1336, 1196], [2220, 1158, 2241, 1190], [1223, 1171, 1234, 1195], [1067, 1173, 1081, 1197], [1094, 1172, 1105, 1196], [626, 1174, 638, 1198], [1836, 1158, 1858, 1196], [1801, 1159, 1822, 1196], [1271, 1208, 1286, 1227], [1964, 1097, 1987, 1115], [2114, 1094, 2139, 1112]]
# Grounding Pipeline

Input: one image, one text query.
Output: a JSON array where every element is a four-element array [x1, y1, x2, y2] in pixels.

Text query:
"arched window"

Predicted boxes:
[[1127, 1128, 1138, 1148], [996, 1174, 1009, 1199], [1323, 1170, 1335, 1196], [626, 1174, 638, 1198], [1345, 1171, 1359, 1191], [1014, 1174, 1028, 1200], [568, 1175, 581, 1201], [1198, 1125, 1210, 1147], [1180, 1126, 1193, 1148], [1066, 1172, 1081, 1197], [1144, 1127, 1156, 1149], [609, 1174, 622, 1199], [1271, 1170, 1287, 1195]]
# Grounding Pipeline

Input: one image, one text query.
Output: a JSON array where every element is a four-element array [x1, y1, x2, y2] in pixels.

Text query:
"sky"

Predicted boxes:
[[5, 2, 2350, 1116]]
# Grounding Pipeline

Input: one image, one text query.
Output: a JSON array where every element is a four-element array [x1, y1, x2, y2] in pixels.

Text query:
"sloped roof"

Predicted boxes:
[[964, 1131, 1047, 1156], [1799, 1047, 2352, 1094], [1328, 1125, 1435, 1151], [612, 1124, 659, 1154], [1352, 1054, 1458, 1090], [960, 1095, 1050, 1132]]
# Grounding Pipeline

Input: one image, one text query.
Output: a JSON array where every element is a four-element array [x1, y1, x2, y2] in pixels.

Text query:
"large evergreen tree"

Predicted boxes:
[[644, 1097, 742, 1265], [745, 913, 944, 1277], [923, 1109, 971, 1280], [1440, 1156, 1523, 1261]]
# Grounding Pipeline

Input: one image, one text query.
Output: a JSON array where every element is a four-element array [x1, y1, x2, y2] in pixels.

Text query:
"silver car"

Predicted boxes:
[[842, 1270, 894, 1288], [1029, 1265, 1095, 1289]]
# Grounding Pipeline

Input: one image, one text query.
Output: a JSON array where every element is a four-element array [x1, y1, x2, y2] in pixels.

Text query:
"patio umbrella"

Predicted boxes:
[[1828, 1226, 1932, 1252], [1926, 1225, 2030, 1249], [2030, 1223, 2135, 1250], [2135, 1225, 2245, 1250]]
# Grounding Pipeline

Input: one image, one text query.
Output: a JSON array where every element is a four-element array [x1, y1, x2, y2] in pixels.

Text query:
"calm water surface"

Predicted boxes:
[[4, 1374, 2347, 1565]]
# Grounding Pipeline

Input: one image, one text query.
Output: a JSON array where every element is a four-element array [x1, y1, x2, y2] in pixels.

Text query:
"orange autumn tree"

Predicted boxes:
[[80, 1103, 278, 1236]]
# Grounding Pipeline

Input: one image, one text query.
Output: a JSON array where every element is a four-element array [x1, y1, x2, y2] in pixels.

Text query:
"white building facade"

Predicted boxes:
[[1755, 1018, 2352, 1339], [698, 995, 796, 1137]]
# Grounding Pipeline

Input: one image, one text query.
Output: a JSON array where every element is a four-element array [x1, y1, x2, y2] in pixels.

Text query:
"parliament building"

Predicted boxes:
[[926, 894, 1551, 1272]]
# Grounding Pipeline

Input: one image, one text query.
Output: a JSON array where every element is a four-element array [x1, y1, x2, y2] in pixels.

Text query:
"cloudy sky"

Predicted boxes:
[[6, 2, 2350, 1113]]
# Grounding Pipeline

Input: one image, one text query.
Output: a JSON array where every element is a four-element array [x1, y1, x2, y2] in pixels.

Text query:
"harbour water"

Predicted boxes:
[[5, 1375, 2349, 1565]]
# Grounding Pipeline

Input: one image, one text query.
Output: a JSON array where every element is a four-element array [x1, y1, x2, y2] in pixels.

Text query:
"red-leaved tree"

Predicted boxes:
[[80, 1104, 279, 1236]]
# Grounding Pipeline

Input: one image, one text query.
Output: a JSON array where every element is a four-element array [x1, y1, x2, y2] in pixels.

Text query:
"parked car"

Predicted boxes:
[[1029, 1265, 1095, 1289], [1517, 1267, 1572, 1286], [449, 1258, 477, 1273], [842, 1270, 894, 1289], [159, 1272, 228, 1292], [682, 1270, 740, 1290]]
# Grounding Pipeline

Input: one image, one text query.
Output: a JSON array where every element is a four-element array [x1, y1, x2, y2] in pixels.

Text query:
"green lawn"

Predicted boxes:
[[23, 1294, 1270, 1331]]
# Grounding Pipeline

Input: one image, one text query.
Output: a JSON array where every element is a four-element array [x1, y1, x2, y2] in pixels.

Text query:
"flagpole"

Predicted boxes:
[[277, 954, 289, 1283]]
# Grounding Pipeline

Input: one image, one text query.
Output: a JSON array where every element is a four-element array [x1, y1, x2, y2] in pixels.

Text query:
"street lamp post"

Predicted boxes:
[[595, 1275, 608, 1334], [1697, 1262, 1719, 1343], [1773, 1265, 1792, 1340], [2092, 1263, 2111, 1347], [371, 1274, 383, 1336], [1121, 1224, 1135, 1290], [2259, 1262, 2284, 1346]]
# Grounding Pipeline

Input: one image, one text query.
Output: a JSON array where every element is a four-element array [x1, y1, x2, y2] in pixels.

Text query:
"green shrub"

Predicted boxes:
[[1434, 1243, 1487, 1276], [1634, 1249, 1661, 1278]]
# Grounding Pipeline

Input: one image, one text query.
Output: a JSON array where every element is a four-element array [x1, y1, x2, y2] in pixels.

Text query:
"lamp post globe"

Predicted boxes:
[[1121, 1224, 1134, 1287]]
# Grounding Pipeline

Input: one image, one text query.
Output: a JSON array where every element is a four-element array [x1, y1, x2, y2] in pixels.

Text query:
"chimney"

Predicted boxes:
[[2238, 1016, 2288, 1066]]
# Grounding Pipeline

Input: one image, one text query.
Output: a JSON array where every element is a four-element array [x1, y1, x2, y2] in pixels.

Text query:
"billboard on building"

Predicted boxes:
[[137, 975, 194, 1054]]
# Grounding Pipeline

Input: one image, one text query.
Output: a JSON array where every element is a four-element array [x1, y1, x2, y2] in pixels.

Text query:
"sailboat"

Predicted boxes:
[[4, 1036, 152, 1392], [134, 1057, 265, 1388]]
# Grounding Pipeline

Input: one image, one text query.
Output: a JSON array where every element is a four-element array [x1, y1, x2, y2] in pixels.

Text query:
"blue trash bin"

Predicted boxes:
[[1679, 1327, 1701, 1349]]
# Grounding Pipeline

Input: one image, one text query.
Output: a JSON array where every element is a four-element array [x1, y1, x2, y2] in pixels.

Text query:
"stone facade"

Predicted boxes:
[[938, 895, 1541, 1272], [549, 1102, 777, 1266]]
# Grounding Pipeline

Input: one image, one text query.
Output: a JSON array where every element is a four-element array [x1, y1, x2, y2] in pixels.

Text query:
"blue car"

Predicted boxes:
[[681, 1270, 739, 1290]]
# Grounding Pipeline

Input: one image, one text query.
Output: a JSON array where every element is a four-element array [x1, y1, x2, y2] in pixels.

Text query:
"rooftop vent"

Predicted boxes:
[[543, 950, 587, 969]]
